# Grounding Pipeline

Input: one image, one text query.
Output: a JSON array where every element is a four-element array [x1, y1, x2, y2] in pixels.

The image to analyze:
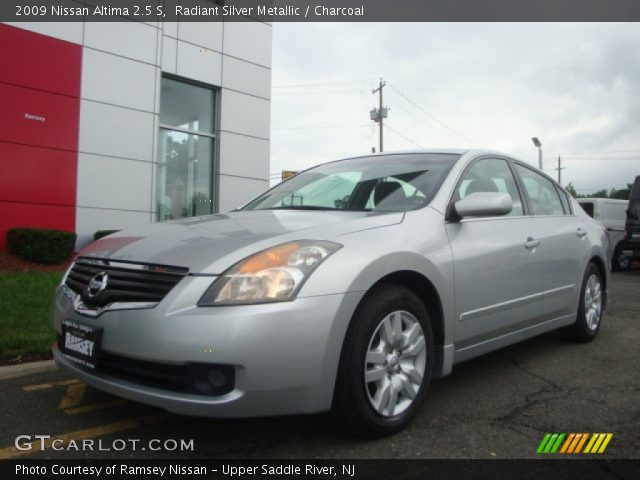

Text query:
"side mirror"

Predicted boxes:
[[454, 192, 513, 218]]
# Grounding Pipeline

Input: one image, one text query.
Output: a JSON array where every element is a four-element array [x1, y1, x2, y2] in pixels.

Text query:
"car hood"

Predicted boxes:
[[78, 209, 404, 274]]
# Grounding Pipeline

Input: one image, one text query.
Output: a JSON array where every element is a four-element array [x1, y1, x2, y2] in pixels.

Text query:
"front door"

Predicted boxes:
[[445, 157, 543, 349]]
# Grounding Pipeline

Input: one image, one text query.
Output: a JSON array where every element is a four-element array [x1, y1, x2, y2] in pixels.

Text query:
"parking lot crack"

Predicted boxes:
[[500, 354, 563, 392]]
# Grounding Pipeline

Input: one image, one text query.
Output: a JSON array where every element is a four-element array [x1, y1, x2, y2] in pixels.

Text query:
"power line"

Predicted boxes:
[[386, 125, 425, 149], [386, 83, 479, 147], [566, 149, 640, 157], [565, 156, 640, 161], [389, 101, 462, 144], [272, 80, 365, 89], [272, 89, 361, 96]]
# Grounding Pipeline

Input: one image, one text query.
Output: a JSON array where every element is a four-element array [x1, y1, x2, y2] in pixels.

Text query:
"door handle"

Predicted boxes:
[[524, 237, 540, 249], [576, 228, 587, 237]]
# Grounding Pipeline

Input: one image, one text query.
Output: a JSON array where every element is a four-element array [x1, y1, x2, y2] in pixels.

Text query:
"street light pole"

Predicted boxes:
[[531, 137, 542, 170]]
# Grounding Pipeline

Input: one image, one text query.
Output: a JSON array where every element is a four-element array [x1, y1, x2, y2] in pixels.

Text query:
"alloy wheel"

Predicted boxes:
[[364, 310, 427, 417], [584, 274, 602, 331]]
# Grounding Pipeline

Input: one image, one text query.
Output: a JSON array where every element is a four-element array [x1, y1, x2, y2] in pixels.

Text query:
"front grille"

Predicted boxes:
[[65, 257, 188, 307]]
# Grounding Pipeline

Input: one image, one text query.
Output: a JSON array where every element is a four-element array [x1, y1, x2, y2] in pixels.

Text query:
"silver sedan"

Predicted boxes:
[[51, 149, 610, 436]]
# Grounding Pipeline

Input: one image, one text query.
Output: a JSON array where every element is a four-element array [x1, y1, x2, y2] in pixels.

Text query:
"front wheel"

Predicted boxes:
[[561, 263, 604, 342], [333, 284, 434, 437]]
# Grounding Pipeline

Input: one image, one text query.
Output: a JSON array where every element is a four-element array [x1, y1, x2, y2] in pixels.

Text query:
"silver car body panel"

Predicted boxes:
[[51, 149, 610, 417]]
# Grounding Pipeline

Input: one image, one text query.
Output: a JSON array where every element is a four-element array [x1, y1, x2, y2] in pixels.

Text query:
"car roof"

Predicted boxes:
[[345, 149, 469, 159], [338, 148, 532, 163]]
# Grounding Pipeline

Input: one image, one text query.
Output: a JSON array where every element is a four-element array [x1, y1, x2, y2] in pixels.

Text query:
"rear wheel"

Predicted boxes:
[[333, 284, 434, 437], [612, 244, 630, 271], [561, 263, 604, 342]]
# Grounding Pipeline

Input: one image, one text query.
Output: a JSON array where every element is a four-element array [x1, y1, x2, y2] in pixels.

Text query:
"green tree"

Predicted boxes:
[[565, 183, 581, 198], [589, 189, 609, 198], [609, 184, 632, 200]]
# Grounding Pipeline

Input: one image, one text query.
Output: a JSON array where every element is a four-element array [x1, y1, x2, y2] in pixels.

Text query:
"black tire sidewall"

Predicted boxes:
[[575, 263, 604, 340], [613, 245, 630, 271], [337, 284, 434, 436]]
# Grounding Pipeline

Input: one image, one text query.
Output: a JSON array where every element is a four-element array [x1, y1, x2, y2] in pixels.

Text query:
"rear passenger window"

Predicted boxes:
[[514, 164, 565, 216], [579, 202, 595, 218]]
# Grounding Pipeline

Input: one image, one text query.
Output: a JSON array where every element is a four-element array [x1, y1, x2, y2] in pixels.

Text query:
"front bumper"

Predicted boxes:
[[51, 276, 364, 418]]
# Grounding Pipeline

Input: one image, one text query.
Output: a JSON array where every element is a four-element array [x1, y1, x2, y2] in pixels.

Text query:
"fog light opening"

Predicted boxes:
[[207, 369, 227, 387], [188, 364, 235, 396]]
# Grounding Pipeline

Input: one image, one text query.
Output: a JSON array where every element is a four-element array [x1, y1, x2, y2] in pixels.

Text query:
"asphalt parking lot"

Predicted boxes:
[[1, 271, 638, 460]]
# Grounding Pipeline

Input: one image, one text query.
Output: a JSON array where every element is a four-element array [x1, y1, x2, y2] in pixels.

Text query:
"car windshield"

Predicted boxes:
[[242, 153, 460, 212]]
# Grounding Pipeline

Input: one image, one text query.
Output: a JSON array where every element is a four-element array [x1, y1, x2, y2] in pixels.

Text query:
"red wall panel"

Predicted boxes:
[[0, 142, 76, 206], [0, 24, 81, 98], [0, 25, 81, 251], [0, 83, 80, 152], [0, 202, 75, 250]]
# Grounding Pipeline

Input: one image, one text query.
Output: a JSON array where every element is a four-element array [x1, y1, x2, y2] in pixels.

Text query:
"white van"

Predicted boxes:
[[578, 198, 629, 270]]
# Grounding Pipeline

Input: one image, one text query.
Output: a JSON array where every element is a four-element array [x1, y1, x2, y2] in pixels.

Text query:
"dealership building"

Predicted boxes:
[[0, 19, 271, 249]]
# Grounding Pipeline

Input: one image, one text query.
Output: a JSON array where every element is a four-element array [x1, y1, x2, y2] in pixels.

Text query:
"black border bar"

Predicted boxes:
[[2, 0, 640, 22], [2, 459, 640, 480]]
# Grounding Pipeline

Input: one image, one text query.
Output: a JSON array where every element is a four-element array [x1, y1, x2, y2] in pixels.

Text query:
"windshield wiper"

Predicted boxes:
[[257, 206, 372, 212], [260, 206, 340, 210]]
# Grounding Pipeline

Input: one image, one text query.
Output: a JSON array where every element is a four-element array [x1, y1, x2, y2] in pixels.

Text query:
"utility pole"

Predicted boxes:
[[370, 78, 388, 152], [555, 155, 565, 184]]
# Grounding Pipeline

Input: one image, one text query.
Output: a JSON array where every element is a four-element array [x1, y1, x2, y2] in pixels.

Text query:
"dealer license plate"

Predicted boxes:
[[61, 320, 102, 369]]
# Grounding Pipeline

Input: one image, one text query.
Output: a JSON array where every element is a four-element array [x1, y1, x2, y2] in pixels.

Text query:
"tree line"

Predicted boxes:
[[565, 183, 633, 200]]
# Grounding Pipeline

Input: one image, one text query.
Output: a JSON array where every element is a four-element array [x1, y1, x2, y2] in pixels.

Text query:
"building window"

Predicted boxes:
[[157, 77, 215, 221]]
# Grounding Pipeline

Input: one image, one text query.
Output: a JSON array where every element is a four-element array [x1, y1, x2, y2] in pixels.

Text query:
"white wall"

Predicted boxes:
[[6, 19, 271, 247]]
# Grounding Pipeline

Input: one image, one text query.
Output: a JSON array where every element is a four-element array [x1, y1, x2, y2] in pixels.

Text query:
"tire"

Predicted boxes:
[[333, 284, 434, 437], [561, 263, 604, 342], [612, 244, 630, 272]]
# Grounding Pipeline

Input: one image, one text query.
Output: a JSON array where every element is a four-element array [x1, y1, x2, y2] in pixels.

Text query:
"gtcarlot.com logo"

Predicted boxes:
[[13, 435, 195, 453], [537, 433, 613, 454]]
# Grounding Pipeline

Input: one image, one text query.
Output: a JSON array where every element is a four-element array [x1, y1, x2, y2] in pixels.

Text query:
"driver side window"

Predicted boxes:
[[457, 158, 524, 216]]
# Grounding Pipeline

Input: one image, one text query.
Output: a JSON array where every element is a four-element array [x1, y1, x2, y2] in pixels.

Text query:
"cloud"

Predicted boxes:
[[270, 22, 640, 192]]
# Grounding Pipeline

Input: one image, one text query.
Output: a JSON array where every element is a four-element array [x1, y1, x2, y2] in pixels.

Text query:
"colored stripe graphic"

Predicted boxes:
[[537, 433, 552, 453], [538, 433, 613, 454], [537, 433, 565, 453]]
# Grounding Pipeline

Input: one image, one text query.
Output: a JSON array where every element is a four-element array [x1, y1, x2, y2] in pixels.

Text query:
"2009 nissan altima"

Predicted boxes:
[[51, 149, 610, 436]]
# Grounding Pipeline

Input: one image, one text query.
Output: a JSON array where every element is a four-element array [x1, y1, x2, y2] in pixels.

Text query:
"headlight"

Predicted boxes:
[[198, 240, 342, 306]]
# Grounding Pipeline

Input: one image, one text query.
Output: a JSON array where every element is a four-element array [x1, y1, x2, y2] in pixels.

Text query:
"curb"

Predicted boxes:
[[0, 360, 58, 381]]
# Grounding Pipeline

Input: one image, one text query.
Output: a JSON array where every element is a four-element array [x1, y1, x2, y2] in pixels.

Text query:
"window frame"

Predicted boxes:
[[555, 184, 573, 215], [445, 155, 529, 222], [157, 73, 218, 220], [511, 161, 574, 217]]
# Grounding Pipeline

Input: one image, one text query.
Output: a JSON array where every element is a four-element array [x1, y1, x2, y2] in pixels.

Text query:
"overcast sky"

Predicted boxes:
[[269, 23, 640, 193]]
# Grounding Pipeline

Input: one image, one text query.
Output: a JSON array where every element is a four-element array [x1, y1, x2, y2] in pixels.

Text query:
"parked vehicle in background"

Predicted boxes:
[[579, 198, 629, 270], [623, 175, 640, 267]]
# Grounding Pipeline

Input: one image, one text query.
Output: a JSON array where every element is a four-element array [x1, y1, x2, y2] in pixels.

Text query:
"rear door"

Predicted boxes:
[[513, 163, 590, 321], [446, 157, 543, 349]]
